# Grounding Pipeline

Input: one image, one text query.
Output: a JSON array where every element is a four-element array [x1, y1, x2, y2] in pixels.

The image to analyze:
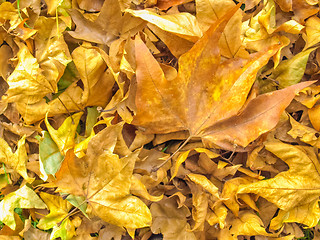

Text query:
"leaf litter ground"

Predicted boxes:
[[0, 0, 320, 239]]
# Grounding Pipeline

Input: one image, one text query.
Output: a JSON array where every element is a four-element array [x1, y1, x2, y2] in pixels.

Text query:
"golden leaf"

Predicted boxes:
[[238, 139, 320, 211]]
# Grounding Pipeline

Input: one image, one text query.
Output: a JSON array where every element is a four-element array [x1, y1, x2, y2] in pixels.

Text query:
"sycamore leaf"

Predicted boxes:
[[222, 177, 258, 216], [71, 43, 109, 105], [309, 104, 320, 131], [50, 218, 76, 240], [270, 199, 320, 230], [4, 44, 55, 104], [45, 112, 83, 154], [37, 192, 72, 230], [130, 175, 163, 202], [131, 6, 292, 149], [201, 81, 313, 149], [0, 186, 47, 230], [150, 198, 197, 240], [16, 43, 115, 124], [189, 183, 208, 231], [52, 124, 152, 229], [287, 114, 320, 147], [126, 9, 202, 42], [0, 2, 22, 30], [44, 0, 71, 15], [229, 211, 273, 237], [303, 16, 320, 49], [206, 202, 228, 228], [34, 17, 72, 84], [187, 173, 220, 198], [241, 0, 303, 66], [0, 136, 34, 183], [196, 0, 248, 58], [269, 47, 317, 88], [68, 0, 123, 45], [65, 194, 88, 218], [38, 131, 64, 180], [238, 139, 320, 211]]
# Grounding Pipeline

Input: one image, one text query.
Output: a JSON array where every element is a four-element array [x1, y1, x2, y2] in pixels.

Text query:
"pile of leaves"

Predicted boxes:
[[2, 0, 320, 239]]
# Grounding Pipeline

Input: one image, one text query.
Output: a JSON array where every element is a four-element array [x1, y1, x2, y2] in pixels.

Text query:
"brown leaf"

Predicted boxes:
[[132, 6, 282, 148]]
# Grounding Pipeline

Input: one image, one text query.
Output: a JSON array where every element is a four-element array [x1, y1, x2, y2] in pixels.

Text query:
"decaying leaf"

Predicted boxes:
[[52, 125, 152, 229], [0, 0, 319, 238], [238, 139, 320, 211], [0, 185, 46, 230]]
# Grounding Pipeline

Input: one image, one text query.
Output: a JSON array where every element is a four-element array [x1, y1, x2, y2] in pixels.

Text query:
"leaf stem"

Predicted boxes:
[[17, 0, 32, 29], [151, 135, 193, 172], [57, 199, 87, 226]]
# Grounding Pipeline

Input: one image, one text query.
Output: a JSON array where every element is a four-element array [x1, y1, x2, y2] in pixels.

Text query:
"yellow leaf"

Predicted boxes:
[[150, 198, 197, 240], [303, 16, 320, 49], [0, 136, 34, 183], [309, 104, 320, 131], [37, 192, 72, 230], [270, 199, 320, 230], [206, 202, 228, 228], [229, 211, 274, 237], [34, 17, 72, 83], [0, 186, 46, 230], [187, 173, 219, 198], [52, 124, 152, 229], [4, 44, 54, 104], [50, 217, 76, 240], [288, 114, 320, 147], [189, 184, 208, 231], [171, 150, 190, 180], [131, 7, 306, 149], [222, 177, 257, 216], [196, 0, 248, 58], [130, 175, 163, 202], [45, 112, 83, 155], [126, 9, 202, 42], [238, 139, 320, 211]]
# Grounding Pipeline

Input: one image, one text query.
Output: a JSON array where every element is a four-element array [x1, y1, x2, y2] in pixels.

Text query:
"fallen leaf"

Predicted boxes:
[[201, 81, 314, 149], [38, 131, 64, 180], [0, 185, 46, 230], [52, 125, 152, 229], [269, 47, 316, 88], [4, 44, 55, 104], [238, 139, 320, 211], [37, 192, 72, 230], [0, 135, 34, 183], [150, 198, 197, 240], [196, 0, 248, 58], [126, 9, 202, 42], [270, 199, 320, 230], [229, 211, 274, 237], [45, 112, 83, 154], [187, 173, 220, 198], [132, 7, 282, 148]]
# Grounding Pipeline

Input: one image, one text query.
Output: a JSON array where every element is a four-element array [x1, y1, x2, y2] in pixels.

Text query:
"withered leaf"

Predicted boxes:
[[131, 7, 309, 149], [52, 124, 152, 229], [238, 139, 320, 211]]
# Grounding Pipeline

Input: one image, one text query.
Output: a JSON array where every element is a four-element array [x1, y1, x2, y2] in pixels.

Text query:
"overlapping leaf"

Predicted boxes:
[[52, 124, 152, 229], [131, 6, 311, 149]]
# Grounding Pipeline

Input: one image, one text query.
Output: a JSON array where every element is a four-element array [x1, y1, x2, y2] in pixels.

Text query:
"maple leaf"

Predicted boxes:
[[37, 192, 73, 230], [0, 135, 34, 183], [52, 124, 152, 229], [238, 139, 320, 211], [131, 6, 312, 149], [150, 198, 197, 240], [0, 186, 47, 230], [4, 44, 55, 104]]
